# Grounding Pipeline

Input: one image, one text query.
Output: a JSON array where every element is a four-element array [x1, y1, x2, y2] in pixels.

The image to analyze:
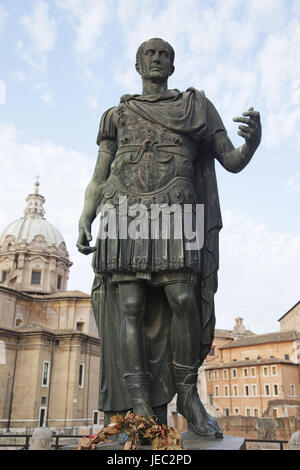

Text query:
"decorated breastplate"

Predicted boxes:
[[111, 140, 192, 193], [101, 140, 196, 209]]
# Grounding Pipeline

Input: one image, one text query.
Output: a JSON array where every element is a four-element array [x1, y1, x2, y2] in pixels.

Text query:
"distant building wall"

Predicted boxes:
[[279, 302, 300, 333]]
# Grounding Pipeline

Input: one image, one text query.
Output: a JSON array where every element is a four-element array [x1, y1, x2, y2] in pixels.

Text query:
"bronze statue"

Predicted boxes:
[[77, 38, 261, 438]]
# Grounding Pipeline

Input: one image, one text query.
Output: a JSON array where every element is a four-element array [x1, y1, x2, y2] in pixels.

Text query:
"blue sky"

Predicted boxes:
[[0, 0, 299, 334]]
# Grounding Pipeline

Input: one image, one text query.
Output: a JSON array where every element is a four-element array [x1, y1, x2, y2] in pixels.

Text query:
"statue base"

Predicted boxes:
[[91, 432, 246, 451]]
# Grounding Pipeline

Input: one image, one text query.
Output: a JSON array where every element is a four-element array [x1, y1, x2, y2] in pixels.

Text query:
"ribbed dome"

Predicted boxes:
[[0, 216, 64, 247], [0, 181, 65, 248]]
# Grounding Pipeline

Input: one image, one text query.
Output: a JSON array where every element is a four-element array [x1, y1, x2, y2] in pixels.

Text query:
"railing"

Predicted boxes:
[[0, 434, 85, 450], [0, 434, 31, 450], [245, 439, 289, 450], [0, 434, 290, 450]]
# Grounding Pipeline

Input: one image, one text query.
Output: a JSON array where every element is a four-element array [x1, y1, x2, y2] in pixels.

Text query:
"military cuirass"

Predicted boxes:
[[101, 105, 199, 208]]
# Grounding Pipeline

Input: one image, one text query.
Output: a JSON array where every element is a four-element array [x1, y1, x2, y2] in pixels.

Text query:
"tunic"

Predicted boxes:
[[92, 88, 225, 277]]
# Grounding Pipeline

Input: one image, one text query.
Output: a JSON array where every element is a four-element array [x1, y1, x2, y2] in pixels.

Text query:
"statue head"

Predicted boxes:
[[135, 38, 175, 82]]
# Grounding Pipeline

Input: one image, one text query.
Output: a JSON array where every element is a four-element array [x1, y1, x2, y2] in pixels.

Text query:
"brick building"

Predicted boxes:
[[204, 308, 300, 419]]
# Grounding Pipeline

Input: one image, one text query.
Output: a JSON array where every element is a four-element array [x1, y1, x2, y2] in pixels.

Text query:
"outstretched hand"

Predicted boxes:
[[233, 107, 261, 149], [76, 218, 96, 255]]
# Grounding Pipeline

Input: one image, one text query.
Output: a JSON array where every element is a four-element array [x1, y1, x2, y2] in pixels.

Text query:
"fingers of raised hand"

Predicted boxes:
[[233, 116, 254, 127], [242, 107, 260, 123], [238, 130, 251, 139]]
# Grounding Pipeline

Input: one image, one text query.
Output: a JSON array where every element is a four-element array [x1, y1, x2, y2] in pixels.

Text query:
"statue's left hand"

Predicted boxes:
[[233, 107, 261, 149]]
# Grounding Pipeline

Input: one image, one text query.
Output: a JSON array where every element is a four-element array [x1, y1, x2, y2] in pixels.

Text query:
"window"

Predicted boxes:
[[76, 322, 84, 332], [233, 385, 238, 397], [79, 363, 85, 388], [93, 410, 99, 425], [224, 408, 230, 417], [209, 347, 215, 356], [243, 368, 249, 378], [271, 366, 277, 376], [265, 384, 270, 396], [39, 407, 47, 427], [232, 368, 237, 379], [41, 396, 47, 405], [223, 369, 228, 380], [209, 394, 214, 406], [234, 408, 239, 415], [252, 384, 257, 396], [224, 385, 229, 397], [42, 361, 50, 387], [54, 340, 60, 347], [244, 385, 250, 396], [245, 408, 251, 417], [273, 408, 278, 418], [250, 367, 256, 378], [253, 408, 259, 417], [263, 366, 269, 377], [214, 371, 219, 380], [1, 270, 8, 282], [31, 270, 41, 285], [214, 385, 219, 397], [57, 275, 62, 290], [208, 371, 212, 380], [284, 354, 290, 360], [290, 384, 296, 397], [274, 384, 279, 396]]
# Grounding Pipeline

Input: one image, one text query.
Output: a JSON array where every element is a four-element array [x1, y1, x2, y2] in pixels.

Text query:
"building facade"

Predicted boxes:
[[0, 183, 100, 431], [204, 313, 300, 419]]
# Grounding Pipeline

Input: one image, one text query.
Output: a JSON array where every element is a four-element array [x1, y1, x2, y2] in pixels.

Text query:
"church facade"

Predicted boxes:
[[0, 182, 100, 431]]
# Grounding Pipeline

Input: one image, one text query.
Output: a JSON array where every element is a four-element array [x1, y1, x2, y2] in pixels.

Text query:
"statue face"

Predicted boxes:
[[136, 39, 174, 82]]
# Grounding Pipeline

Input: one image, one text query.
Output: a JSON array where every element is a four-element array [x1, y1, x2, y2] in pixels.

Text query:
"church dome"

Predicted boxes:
[[0, 182, 64, 247], [0, 181, 72, 294]]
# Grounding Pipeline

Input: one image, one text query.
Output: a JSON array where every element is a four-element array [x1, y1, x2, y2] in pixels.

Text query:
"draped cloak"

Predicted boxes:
[[91, 88, 225, 412]]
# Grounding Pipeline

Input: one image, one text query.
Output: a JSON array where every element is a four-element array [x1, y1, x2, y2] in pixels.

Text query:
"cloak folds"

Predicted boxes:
[[91, 88, 224, 412]]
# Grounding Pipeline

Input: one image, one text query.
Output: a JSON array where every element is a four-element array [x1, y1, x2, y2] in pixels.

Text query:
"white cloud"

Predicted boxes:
[[0, 124, 95, 293], [56, 0, 110, 109], [42, 91, 54, 106], [16, 2, 57, 105], [20, 1, 57, 52], [12, 71, 26, 83], [113, 0, 300, 148], [0, 3, 8, 37], [215, 210, 300, 333], [57, 0, 108, 55]]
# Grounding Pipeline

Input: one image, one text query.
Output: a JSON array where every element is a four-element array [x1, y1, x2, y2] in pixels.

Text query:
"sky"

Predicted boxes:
[[0, 0, 299, 335]]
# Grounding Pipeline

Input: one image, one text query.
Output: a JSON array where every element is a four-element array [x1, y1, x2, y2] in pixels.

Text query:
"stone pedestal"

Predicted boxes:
[[29, 428, 53, 450], [289, 431, 300, 450], [92, 433, 246, 451]]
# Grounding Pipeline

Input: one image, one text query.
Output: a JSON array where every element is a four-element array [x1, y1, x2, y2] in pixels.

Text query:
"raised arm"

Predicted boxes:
[[77, 139, 116, 254], [213, 107, 261, 173]]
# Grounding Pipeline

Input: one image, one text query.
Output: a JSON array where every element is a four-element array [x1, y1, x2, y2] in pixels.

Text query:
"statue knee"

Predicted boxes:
[[121, 296, 144, 319], [170, 289, 194, 314]]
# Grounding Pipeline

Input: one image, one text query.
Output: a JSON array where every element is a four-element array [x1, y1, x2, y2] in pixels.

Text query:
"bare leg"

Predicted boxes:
[[119, 281, 148, 374], [118, 281, 154, 417], [164, 281, 223, 438], [164, 282, 200, 365]]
